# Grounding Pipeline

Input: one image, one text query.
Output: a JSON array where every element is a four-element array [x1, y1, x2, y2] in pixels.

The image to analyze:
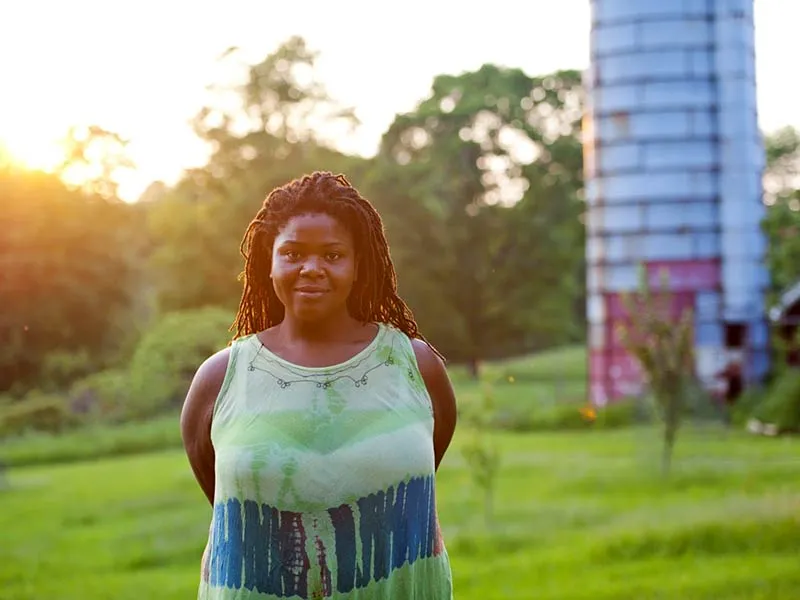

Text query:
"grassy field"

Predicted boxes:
[[0, 346, 590, 469], [1, 426, 799, 599], [2, 345, 799, 599]]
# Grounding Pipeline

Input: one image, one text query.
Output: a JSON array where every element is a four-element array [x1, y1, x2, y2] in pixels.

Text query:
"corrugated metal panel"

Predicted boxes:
[[643, 234, 695, 261], [593, 204, 644, 232], [598, 111, 690, 141], [689, 50, 715, 78], [695, 346, 727, 384], [597, 143, 640, 173], [586, 237, 606, 262], [594, 2, 697, 23], [645, 259, 720, 291], [589, 324, 606, 349], [643, 201, 717, 230], [585, 179, 600, 205], [642, 81, 715, 110], [657, 234, 717, 262], [595, 171, 717, 203], [592, 22, 637, 54], [720, 231, 765, 259], [683, 0, 715, 18], [695, 291, 721, 320], [642, 141, 716, 170], [594, 85, 640, 114], [598, 235, 640, 262], [637, 19, 713, 49], [748, 350, 770, 380], [691, 232, 720, 259], [604, 264, 640, 290], [587, 264, 604, 292], [695, 321, 723, 346], [690, 109, 717, 136], [747, 320, 770, 348], [600, 50, 690, 83], [587, 294, 606, 324]]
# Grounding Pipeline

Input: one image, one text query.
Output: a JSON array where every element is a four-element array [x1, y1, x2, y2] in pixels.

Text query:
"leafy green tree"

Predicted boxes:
[[366, 66, 585, 375], [762, 126, 800, 295], [0, 167, 143, 393], [147, 37, 367, 314], [56, 125, 136, 201]]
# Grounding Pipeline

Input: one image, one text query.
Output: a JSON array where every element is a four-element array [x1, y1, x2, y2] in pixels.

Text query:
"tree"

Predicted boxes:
[[762, 126, 800, 295], [366, 65, 585, 375], [460, 384, 502, 528], [0, 168, 143, 394], [146, 37, 367, 314], [56, 125, 136, 201], [618, 269, 696, 477]]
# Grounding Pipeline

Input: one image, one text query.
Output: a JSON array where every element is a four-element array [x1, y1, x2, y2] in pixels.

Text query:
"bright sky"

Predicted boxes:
[[0, 0, 796, 201]]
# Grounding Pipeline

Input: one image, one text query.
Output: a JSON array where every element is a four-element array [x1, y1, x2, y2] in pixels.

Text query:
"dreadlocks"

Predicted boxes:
[[231, 171, 442, 359]]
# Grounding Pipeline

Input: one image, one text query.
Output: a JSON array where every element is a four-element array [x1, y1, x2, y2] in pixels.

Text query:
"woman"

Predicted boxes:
[[181, 171, 457, 600]]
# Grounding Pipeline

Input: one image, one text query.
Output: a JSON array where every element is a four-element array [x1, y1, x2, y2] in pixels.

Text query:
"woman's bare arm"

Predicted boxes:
[[411, 339, 458, 471], [180, 348, 230, 506]]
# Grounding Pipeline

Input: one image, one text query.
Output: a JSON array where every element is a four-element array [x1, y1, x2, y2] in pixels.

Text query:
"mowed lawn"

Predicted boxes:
[[1, 426, 799, 600]]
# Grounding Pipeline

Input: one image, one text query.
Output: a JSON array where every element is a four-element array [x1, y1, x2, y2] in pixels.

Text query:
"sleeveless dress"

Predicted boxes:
[[197, 323, 453, 600]]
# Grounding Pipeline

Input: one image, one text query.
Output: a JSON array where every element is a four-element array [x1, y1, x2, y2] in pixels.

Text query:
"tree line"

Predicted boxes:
[[2, 36, 798, 403]]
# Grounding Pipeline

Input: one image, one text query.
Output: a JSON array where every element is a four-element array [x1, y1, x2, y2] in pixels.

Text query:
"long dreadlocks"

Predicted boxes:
[[231, 171, 443, 360]]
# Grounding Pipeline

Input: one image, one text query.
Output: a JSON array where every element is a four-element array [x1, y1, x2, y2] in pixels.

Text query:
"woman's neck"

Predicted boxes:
[[276, 314, 367, 344]]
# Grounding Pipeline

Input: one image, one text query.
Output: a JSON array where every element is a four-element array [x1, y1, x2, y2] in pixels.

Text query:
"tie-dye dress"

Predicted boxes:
[[197, 323, 453, 600]]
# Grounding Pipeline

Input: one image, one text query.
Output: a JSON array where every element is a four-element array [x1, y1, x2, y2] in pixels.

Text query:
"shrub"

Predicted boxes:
[[68, 368, 131, 422], [729, 385, 766, 427], [752, 369, 800, 432], [460, 385, 502, 527], [491, 397, 644, 432], [0, 415, 181, 468], [0, 392, 79, 438], [40, 348, 96, 391], [126, 307, 234, 419], [596, 396, 652, 428]]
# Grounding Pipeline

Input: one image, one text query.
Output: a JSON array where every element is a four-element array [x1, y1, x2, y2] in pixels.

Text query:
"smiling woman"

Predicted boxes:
[[180, 171, 458, 600]]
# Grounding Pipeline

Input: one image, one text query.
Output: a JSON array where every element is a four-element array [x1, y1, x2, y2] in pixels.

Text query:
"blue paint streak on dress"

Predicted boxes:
[[207, 474, 439, 597], [328, 504, 357, 594]]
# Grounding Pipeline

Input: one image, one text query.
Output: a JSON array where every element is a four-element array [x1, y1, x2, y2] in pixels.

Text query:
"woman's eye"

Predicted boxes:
[[326, 252, 341, 261], [283, 250, 300, 260]]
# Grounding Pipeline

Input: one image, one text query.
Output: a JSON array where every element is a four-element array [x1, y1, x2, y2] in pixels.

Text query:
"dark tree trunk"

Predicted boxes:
[[467, 357, 480, 380]]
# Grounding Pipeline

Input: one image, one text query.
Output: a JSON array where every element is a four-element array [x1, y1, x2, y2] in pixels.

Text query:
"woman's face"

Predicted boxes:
[[270, 212, 357, 323]]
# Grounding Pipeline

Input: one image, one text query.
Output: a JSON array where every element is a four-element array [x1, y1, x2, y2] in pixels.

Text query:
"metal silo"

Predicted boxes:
[[584, 0, 770, 405]]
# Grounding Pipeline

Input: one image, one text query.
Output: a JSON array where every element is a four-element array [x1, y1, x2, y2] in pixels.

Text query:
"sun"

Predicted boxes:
[[0, 128, 65, 173]]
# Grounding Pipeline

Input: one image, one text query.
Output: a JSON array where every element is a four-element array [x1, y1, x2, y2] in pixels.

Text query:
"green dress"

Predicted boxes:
[[197, 323, 453, 599]]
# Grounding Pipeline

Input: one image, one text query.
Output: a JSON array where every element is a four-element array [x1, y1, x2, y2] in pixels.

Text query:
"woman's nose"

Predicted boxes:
[[300, 256, 323, 276]]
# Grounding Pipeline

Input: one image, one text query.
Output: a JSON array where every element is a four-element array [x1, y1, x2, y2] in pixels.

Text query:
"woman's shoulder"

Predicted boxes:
[[184, 347, 233, 413], [408, 337, 446, 383], [181, 335, 255, 421], [380, 323, 447, 382]]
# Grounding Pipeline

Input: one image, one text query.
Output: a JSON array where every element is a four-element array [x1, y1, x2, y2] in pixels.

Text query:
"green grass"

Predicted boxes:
[[1, 427, 799, 599], [449, 344, 586, 389], [1, 346, 590, 468], [1, 344, 794, 598], [0, 415, 180, 468], [451, 345, 590, 431]]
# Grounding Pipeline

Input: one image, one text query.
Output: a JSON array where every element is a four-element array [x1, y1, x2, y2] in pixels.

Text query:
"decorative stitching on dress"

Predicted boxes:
[[246, 335, 396, 390]]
